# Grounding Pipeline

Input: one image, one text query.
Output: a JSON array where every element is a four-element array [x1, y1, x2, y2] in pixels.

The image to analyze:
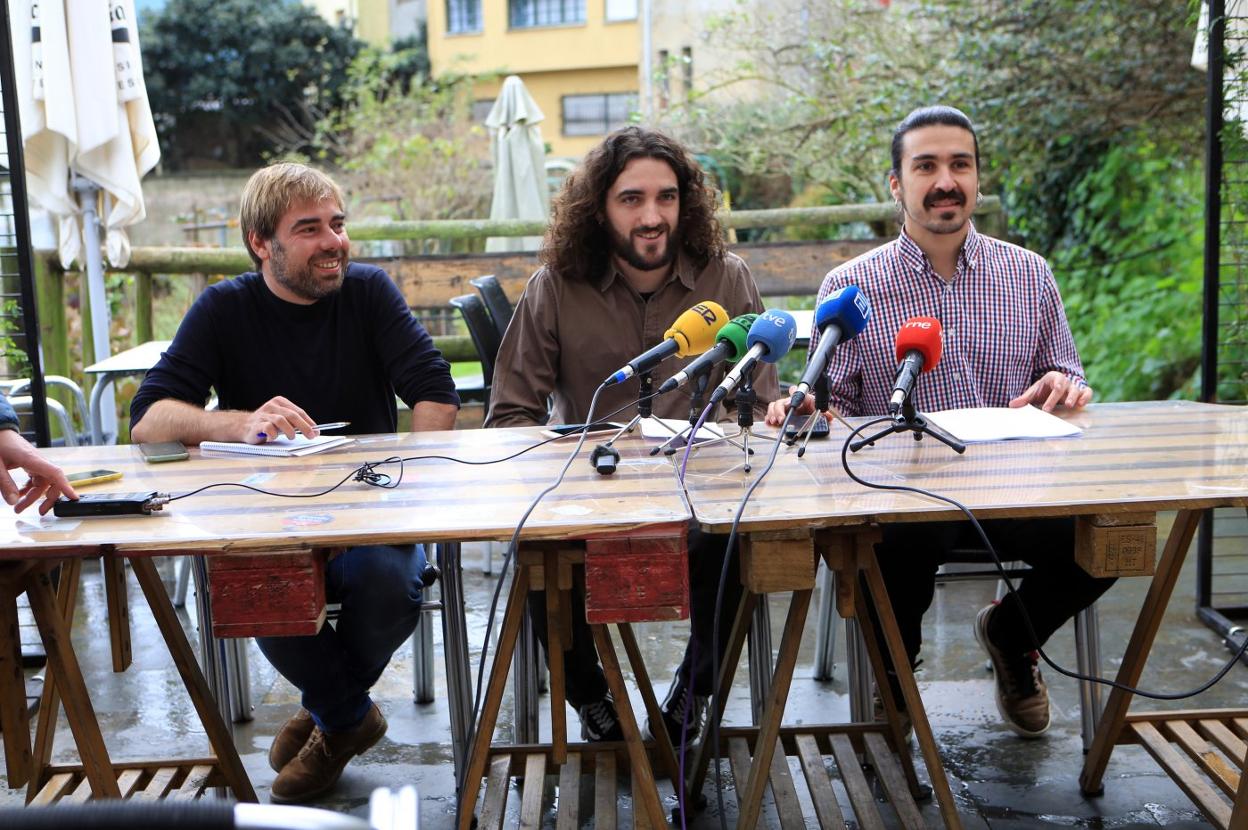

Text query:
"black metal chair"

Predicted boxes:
[[469, 274, 513, 342], [449, 294, 501, 406]]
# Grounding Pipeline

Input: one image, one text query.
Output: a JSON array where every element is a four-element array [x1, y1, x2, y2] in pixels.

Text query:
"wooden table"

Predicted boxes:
[[0, 428, 690, 815], [680, 400, 1248, 829]]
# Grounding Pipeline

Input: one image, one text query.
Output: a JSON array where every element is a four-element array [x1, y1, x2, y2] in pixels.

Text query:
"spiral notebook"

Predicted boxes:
[[199, 435, 354, 457]]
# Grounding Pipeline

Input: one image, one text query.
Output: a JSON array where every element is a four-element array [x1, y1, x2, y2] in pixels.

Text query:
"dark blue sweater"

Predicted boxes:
[[131, 264, 459, 434]]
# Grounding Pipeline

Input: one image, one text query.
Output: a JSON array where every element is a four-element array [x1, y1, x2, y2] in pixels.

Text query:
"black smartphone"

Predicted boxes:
[[541, 422, 627, 438], [138, 441, 189, 463], [785, 413, 831, 442], [53, 492, 162, 518]]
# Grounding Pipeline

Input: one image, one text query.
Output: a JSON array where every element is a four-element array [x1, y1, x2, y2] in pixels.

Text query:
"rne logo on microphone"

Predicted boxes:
[[903, 320, 934, 330]]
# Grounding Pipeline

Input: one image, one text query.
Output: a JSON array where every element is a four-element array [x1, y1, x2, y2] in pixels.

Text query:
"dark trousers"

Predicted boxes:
[[871, 517, 1116, 674], [256, 543, 426, 732], [527, 526, 742, 707]]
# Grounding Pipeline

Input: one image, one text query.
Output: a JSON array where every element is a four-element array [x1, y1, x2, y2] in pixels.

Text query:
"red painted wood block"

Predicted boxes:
[[206, 548, 327, 638], [583, 524, 689, 624]]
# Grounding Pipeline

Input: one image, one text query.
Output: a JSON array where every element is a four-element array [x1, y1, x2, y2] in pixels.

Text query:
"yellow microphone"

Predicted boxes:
[[604, 301, 729, 385]]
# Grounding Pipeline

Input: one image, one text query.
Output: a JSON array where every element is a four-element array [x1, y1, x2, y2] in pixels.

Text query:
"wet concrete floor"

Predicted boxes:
[[3, 511, 1246, 827]]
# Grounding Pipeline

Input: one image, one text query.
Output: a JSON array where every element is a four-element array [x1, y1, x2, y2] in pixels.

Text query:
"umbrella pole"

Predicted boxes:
[[72, 176, 116, 445]]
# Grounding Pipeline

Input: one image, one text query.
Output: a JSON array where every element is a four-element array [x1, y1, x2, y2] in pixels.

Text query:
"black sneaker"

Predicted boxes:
[[647, 671, 708, 746], [578, 695, 625, 742]]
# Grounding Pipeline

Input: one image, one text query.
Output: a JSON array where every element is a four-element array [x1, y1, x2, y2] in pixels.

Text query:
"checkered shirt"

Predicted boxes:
[[810, 222, 1087, 417]]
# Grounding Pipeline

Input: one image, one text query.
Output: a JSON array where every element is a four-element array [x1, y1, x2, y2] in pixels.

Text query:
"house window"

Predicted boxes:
[[472, 99, 496, 122], [681, 46, 693, 99], [447, 0, 482, 33], [605, 0, 637, 21], [562, 92, 637, 136], [657, 49, 670, 109], [509, 0, 585, 29]]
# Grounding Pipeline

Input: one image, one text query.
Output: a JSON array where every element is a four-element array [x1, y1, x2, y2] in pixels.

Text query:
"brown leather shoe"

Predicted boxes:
[[269, 709, 316, 773], [975, 603, 1051, 738], [270, 703, 388, 803]]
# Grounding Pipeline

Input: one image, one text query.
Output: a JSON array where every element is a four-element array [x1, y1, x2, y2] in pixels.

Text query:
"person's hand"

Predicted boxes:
[[0, 430, 78, 514], [764, 385, 816, 427], [1009, 372, 1094, 412], [242, 396, 317, 443]]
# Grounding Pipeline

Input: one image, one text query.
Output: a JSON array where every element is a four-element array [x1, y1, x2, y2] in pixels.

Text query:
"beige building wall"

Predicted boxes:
[[428, 0, 639, 157], [305, 0, 392, 46], [648, 0, 763, 115]]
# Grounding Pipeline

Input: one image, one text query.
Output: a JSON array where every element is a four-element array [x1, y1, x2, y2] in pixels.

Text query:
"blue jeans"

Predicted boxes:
[[255, 543, 426, 732]]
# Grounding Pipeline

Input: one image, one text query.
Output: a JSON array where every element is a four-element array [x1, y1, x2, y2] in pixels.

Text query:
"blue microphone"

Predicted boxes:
[[708, 309, 797, 405], [790, 285, 872, 409]]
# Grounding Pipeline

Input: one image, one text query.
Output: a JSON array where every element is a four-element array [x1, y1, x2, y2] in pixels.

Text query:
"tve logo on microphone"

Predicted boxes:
[[759, 309, 798, 347]]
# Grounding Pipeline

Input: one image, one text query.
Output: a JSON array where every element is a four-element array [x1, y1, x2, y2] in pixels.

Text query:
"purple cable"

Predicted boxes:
[[678, 401, 715, 484]]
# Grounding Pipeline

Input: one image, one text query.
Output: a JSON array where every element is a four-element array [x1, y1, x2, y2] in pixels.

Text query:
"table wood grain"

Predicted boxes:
[[0, 428, 690, 557], [682, 401, 1248, 533]]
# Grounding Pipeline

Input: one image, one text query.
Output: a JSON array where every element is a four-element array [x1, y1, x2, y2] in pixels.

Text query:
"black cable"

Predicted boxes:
[[704, 406, 796, 830], [166, 393, 663, 504], [456, 383, 610, 818], [841, 416, 1248, 701]]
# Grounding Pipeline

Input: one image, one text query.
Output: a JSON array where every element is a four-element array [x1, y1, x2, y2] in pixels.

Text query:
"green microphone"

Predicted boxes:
[[656, 313, 757, 394]]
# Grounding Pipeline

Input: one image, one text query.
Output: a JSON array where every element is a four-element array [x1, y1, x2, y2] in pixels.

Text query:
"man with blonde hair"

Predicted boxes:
[[132, 162, 459, 802]]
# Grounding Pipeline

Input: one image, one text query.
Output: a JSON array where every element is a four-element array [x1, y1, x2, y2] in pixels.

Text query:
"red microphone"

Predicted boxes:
[[889, 316, 943, 414]]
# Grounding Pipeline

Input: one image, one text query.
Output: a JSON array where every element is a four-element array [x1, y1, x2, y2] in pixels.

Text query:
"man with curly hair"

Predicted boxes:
[[488, 126, 778, 749]]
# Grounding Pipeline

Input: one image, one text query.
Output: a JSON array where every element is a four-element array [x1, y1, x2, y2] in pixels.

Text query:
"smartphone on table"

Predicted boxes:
[[138, 441, 189, 463], [65, 469, 123, 488], [540, 422, 627, 439]]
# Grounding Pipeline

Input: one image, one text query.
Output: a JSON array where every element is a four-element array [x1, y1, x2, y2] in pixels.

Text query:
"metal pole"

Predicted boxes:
[[640, 0, 653, 122], [1197, 0, 1225, 622], [72, 176, 116, 443]]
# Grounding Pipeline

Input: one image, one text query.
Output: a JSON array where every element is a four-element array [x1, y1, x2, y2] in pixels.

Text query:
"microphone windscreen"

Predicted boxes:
[[894, 316, 943, 371], [717, 314, 755, 363], [746, 309, 798, 364], [815, 285, 871, 340], [666, 301, 729, 357]]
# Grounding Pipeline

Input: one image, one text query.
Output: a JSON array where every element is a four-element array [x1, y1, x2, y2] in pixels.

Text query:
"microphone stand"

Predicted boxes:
[[849, 396, 966, 454], [651, 370, 711, 456], [689, 367, 757, 471], [599, 370, 681, 452], [789, 373, 830, 458]]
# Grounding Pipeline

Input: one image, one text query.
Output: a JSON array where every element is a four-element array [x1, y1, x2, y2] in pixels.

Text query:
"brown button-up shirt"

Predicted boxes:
[[486, 251, 780, 428]]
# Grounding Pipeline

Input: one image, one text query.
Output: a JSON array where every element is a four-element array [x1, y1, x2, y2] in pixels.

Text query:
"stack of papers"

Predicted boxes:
[[639, 417, 724, 441], [199, 435, 354, 457], [924, 406, 1082, 443]]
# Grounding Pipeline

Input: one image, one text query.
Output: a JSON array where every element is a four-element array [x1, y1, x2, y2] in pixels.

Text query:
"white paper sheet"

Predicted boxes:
[[924, 406, 1082, 443], [638, 417, 724, 441]]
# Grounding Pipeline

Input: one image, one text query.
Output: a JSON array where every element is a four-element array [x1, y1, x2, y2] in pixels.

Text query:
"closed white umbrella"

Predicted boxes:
[[485, 75, 548, 252], [11, 0, 161, 443]]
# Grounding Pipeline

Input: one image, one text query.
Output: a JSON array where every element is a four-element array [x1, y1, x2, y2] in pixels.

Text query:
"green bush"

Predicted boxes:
[[1046, 137, 1203, 401]]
